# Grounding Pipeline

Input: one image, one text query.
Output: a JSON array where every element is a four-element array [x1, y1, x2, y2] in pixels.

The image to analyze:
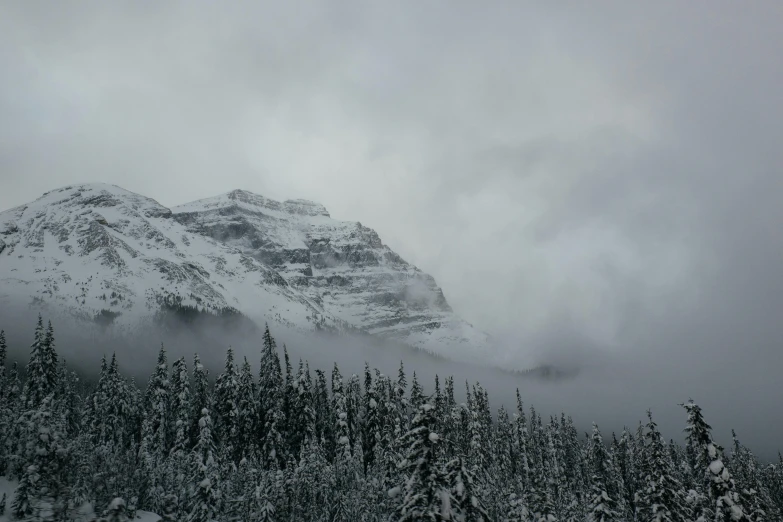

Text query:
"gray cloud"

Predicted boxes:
[[1, 2, 782, 456]]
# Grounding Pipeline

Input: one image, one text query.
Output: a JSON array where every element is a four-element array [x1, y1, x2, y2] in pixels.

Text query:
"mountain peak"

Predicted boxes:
[[3, 182, 171, 220], [282, 198, 330, 218], [176, 189, 329, 218]]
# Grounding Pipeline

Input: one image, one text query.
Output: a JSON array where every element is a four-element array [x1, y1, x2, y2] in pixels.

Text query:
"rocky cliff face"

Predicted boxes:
[[0, 184, 491, 359]]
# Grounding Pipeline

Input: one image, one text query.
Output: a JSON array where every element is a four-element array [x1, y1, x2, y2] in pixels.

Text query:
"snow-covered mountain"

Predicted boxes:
[[0, 184, 492, 361]]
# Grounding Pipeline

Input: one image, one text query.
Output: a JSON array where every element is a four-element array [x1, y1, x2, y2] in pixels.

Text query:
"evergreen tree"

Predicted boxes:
[[13, 395, 69, 521], [730, 430, 779, 521], [84, 354, 110, 444], [409, 371, 424, 413], [42, 321, 59, 398], [313, 368, 333, 457], [191, 354, 211, 446], [258, 325, 283, 467], [441, 376, 458, 459], [394, 401, 448, 522], [236, 356, 257, 461], [0, 329, 7, 395], [0, 329, 9, 477], [362, 363, 382, 474], [346, 373, 362, 455], [395, 361, 409, 432], [138, 345, 170, 512], [513, 389, 530, 487], [214, 347, 240, 460], [168, 356, 191, 506], [587, 424, 622, 522], [289, 359, 315, 459], [25, 315, 59, 409], [332, 364, 352, 465], [281, 344, 295, 458], [682, 400, 748, 521], [187, 407, 221, 522], [636, 411, 691, 522], [145, 344, 171, 458], [170, 356, 191, 452], [444, 455, 490, 521]]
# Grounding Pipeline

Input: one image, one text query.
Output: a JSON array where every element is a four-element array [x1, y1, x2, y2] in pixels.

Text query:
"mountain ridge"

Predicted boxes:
[[0, 183, 493, 363]]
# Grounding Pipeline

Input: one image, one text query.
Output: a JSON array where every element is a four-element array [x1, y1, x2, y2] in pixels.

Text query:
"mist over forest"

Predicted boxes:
[[1, 303, 779, 464]]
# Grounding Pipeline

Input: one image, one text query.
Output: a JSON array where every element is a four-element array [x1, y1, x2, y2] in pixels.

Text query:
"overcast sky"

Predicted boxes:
[[2, 3, 782, 452]]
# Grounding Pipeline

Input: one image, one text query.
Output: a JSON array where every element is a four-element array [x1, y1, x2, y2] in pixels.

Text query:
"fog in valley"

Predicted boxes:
[[1, 299, 780, 462]]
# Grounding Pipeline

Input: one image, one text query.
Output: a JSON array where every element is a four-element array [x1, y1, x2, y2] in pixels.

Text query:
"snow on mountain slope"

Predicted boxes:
[[0, 184, 492, 360]]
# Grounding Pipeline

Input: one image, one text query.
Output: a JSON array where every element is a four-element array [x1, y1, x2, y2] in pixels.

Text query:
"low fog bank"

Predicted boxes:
[[1, 303, 780, 462]]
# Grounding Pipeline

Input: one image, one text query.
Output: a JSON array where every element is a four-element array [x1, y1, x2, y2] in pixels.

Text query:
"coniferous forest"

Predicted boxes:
[[0, 317, 781, 522]]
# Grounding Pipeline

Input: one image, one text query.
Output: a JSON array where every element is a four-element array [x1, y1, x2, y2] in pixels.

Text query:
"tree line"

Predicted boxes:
[[0, 316, 781, 521]]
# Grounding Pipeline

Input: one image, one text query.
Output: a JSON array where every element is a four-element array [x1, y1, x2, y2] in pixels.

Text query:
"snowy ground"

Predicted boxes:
[[0, 477, 160, 521]]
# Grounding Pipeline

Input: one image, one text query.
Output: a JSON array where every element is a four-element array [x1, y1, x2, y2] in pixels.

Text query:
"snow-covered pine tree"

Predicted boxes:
[[291, 438, 331, 520], [362, 363, 382, 474], [55, 358, 81, 438], [346, 372, 362, 456], [312, 368, 332, 454], [187, 407, 221, 522], [444, 454, 490, 521], [191, 354, 211, 448], [3, 361, 24, 478], [13, 394, 70, 521], [440, 376, 458, 460], [84, 354, 110, 444], [236, 356, 257, 461], [223, 455, 257, 522], [251, 476, 277, 522], [394, 400, 449, 522], [25, 315, 59, 409], [682, 400, 748, 521], [138, 344, 171, 512], [613, 427, 637, 520], [587, 424, 622, 522], [0, 329, 9, 477], [770, 454, 783, 517], [544, 417, 569, 519], [561, 415, 588, 521], [258, 325, 283, 467], [170, 356, 191, 453], [260, 353, 285, 471], [332, 364, 352, 465], [730, 430, 780, 521], [214, 346, 240, 461], [42, 321, 59, 399], [289, 359, 315, 460], [682, 400, 713, 479], [409, 371, 424, 414], [0, 329, 6, 396], [145, 344, 171, 457], [636, 410, 692, 522], [168, 356, 191, 508], [394, 361, 409, 433], [281, 344, 295, 458], [512, 389, 530, 488]]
